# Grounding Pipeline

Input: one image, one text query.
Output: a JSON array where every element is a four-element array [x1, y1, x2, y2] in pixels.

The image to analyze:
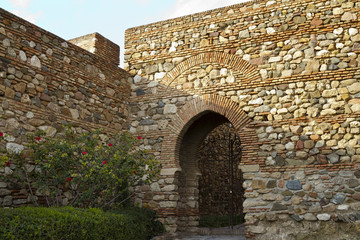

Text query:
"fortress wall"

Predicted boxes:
[[125, 0, 360, 238], [0, 8, 130, 207]]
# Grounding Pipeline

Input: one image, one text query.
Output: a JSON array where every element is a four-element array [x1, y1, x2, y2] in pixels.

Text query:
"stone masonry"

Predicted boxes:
[[124, 0, 360, 239], [69, 32, 120, 65], [1, 0, 360, 239], [0, 8, 130, 208]]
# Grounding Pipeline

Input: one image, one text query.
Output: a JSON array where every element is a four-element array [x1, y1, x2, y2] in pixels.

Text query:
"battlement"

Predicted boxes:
[[69, 32, 120, 66]]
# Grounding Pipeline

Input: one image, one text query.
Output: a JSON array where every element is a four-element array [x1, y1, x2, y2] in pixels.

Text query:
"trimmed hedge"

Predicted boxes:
[[0, 207, 164, 240]]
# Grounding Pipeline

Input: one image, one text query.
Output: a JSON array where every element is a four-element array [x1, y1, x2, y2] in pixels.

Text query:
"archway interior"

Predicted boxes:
[[198, 123, 244, 228], [177, 111, 244, 231]]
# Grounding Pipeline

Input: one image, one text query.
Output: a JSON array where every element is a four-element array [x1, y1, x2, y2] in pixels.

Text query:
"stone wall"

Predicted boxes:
[[0, 8, 130, 207], [1, 0, 360, 238], [124, 0, 360, 238], [69, 32, 120, 66]]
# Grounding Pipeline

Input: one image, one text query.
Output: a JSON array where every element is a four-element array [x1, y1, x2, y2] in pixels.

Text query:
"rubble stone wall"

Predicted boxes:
[[0, 8, 130, 207], [124, 0, 360, 238], [1, 0, 360, 238]]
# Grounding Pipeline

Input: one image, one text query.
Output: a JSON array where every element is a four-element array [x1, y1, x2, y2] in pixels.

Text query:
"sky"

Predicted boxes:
[[1, 0, 248, 66]]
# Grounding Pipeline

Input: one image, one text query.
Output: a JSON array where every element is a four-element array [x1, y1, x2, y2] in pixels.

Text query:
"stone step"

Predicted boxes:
[[177, 236, 246, 240], [177, 225, 246, 239], [197, 225, 245, 236]]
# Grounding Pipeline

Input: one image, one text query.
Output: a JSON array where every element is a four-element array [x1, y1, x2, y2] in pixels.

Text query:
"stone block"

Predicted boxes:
[[265, 212, 277, 221], [286, 180, 302, 190], [317, 213, 331, 221], [331, 193, 346, 205], [239, 164, 260, 172], [271, 203, 288, 211], [3, 196, 12, 206], [238, 29, 250, 39], [160, 168, 181, 176], [290, 125, 302, 133], [275, 156, 285, 166], [164, 104, 177, 114], [161, 185, 176, 192], [248, 225, 265, 234], [352, 192, 360, 201], [322, 89, 338, 98], [30, 55, 41, 68], [243, 199, 267, 208], [38, 126, 57, 137], [252, 179, 266, 190], [266, 180, 277, 188], [150, 182, 161, 192], [159, 201, 177, 208], [304, 213, 317, 221], [342, 12, 357, 21], [327, 153, 339, 164], [304, 140, 315, 149], [348, 82, 360, 94], [0, 189, 11, 196], [262, 193, 275, 201], [6, 143, 24, 154], [290, 214, 303, 222]]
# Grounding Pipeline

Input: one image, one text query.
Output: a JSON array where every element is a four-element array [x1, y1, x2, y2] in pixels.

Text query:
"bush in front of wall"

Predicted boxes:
[[0, 206, 164, 240], [0, 126, 160, 208]]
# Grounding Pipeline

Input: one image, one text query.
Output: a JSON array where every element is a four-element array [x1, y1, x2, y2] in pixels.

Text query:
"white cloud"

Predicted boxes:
[[164, 0, 249, 20], [13, 9, 41, 24], [9, 0, 40, 24], [9, 0, 30, 8]]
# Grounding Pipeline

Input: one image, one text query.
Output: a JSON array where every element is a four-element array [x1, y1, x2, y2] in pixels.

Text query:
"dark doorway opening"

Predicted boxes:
[[177, 111, 245, 233], [198, 123, 245, 228]]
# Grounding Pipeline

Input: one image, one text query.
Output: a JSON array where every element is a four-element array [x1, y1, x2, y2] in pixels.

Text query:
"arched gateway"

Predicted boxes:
[[126, 1, 360, 239], [1, 1, 360, 239], [157, 94, 251, 232]]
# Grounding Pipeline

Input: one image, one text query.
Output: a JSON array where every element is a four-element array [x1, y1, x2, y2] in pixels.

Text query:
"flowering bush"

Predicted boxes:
[[1, 127, 160, 208], [0, 132, 11, 169]]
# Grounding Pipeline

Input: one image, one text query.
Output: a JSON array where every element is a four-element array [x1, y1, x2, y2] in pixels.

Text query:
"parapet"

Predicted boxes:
[[69, 32, 120, 66]]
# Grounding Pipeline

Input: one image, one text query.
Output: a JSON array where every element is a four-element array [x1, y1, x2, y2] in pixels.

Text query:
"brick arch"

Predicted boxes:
[[168, 94, 251, 135], [162, 94, 252, 232], [162, 52, 261, 86], [159, 94, 251, 172]]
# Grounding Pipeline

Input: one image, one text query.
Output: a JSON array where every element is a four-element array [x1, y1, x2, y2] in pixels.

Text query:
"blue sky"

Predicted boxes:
[[1, 0, 247, 65]]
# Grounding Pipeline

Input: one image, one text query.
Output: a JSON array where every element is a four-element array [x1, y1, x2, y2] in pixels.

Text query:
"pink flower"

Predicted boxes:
[[36, 136, 41, 141], [82, 151, 87, 155], [0, 132, 3, 137], [137, 136, 142, 140], [133, 171, 136, 174], [5, 162, 10, 167], [66, 177, 72, 182], [102, 160, 107, 165], [108, 143, 112, 147]]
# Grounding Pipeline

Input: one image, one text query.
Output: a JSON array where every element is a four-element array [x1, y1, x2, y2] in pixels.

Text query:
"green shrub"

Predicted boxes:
[[111, 207, 165, 238], [1, 127, 160, 208], [0, 206, 164, 240]]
